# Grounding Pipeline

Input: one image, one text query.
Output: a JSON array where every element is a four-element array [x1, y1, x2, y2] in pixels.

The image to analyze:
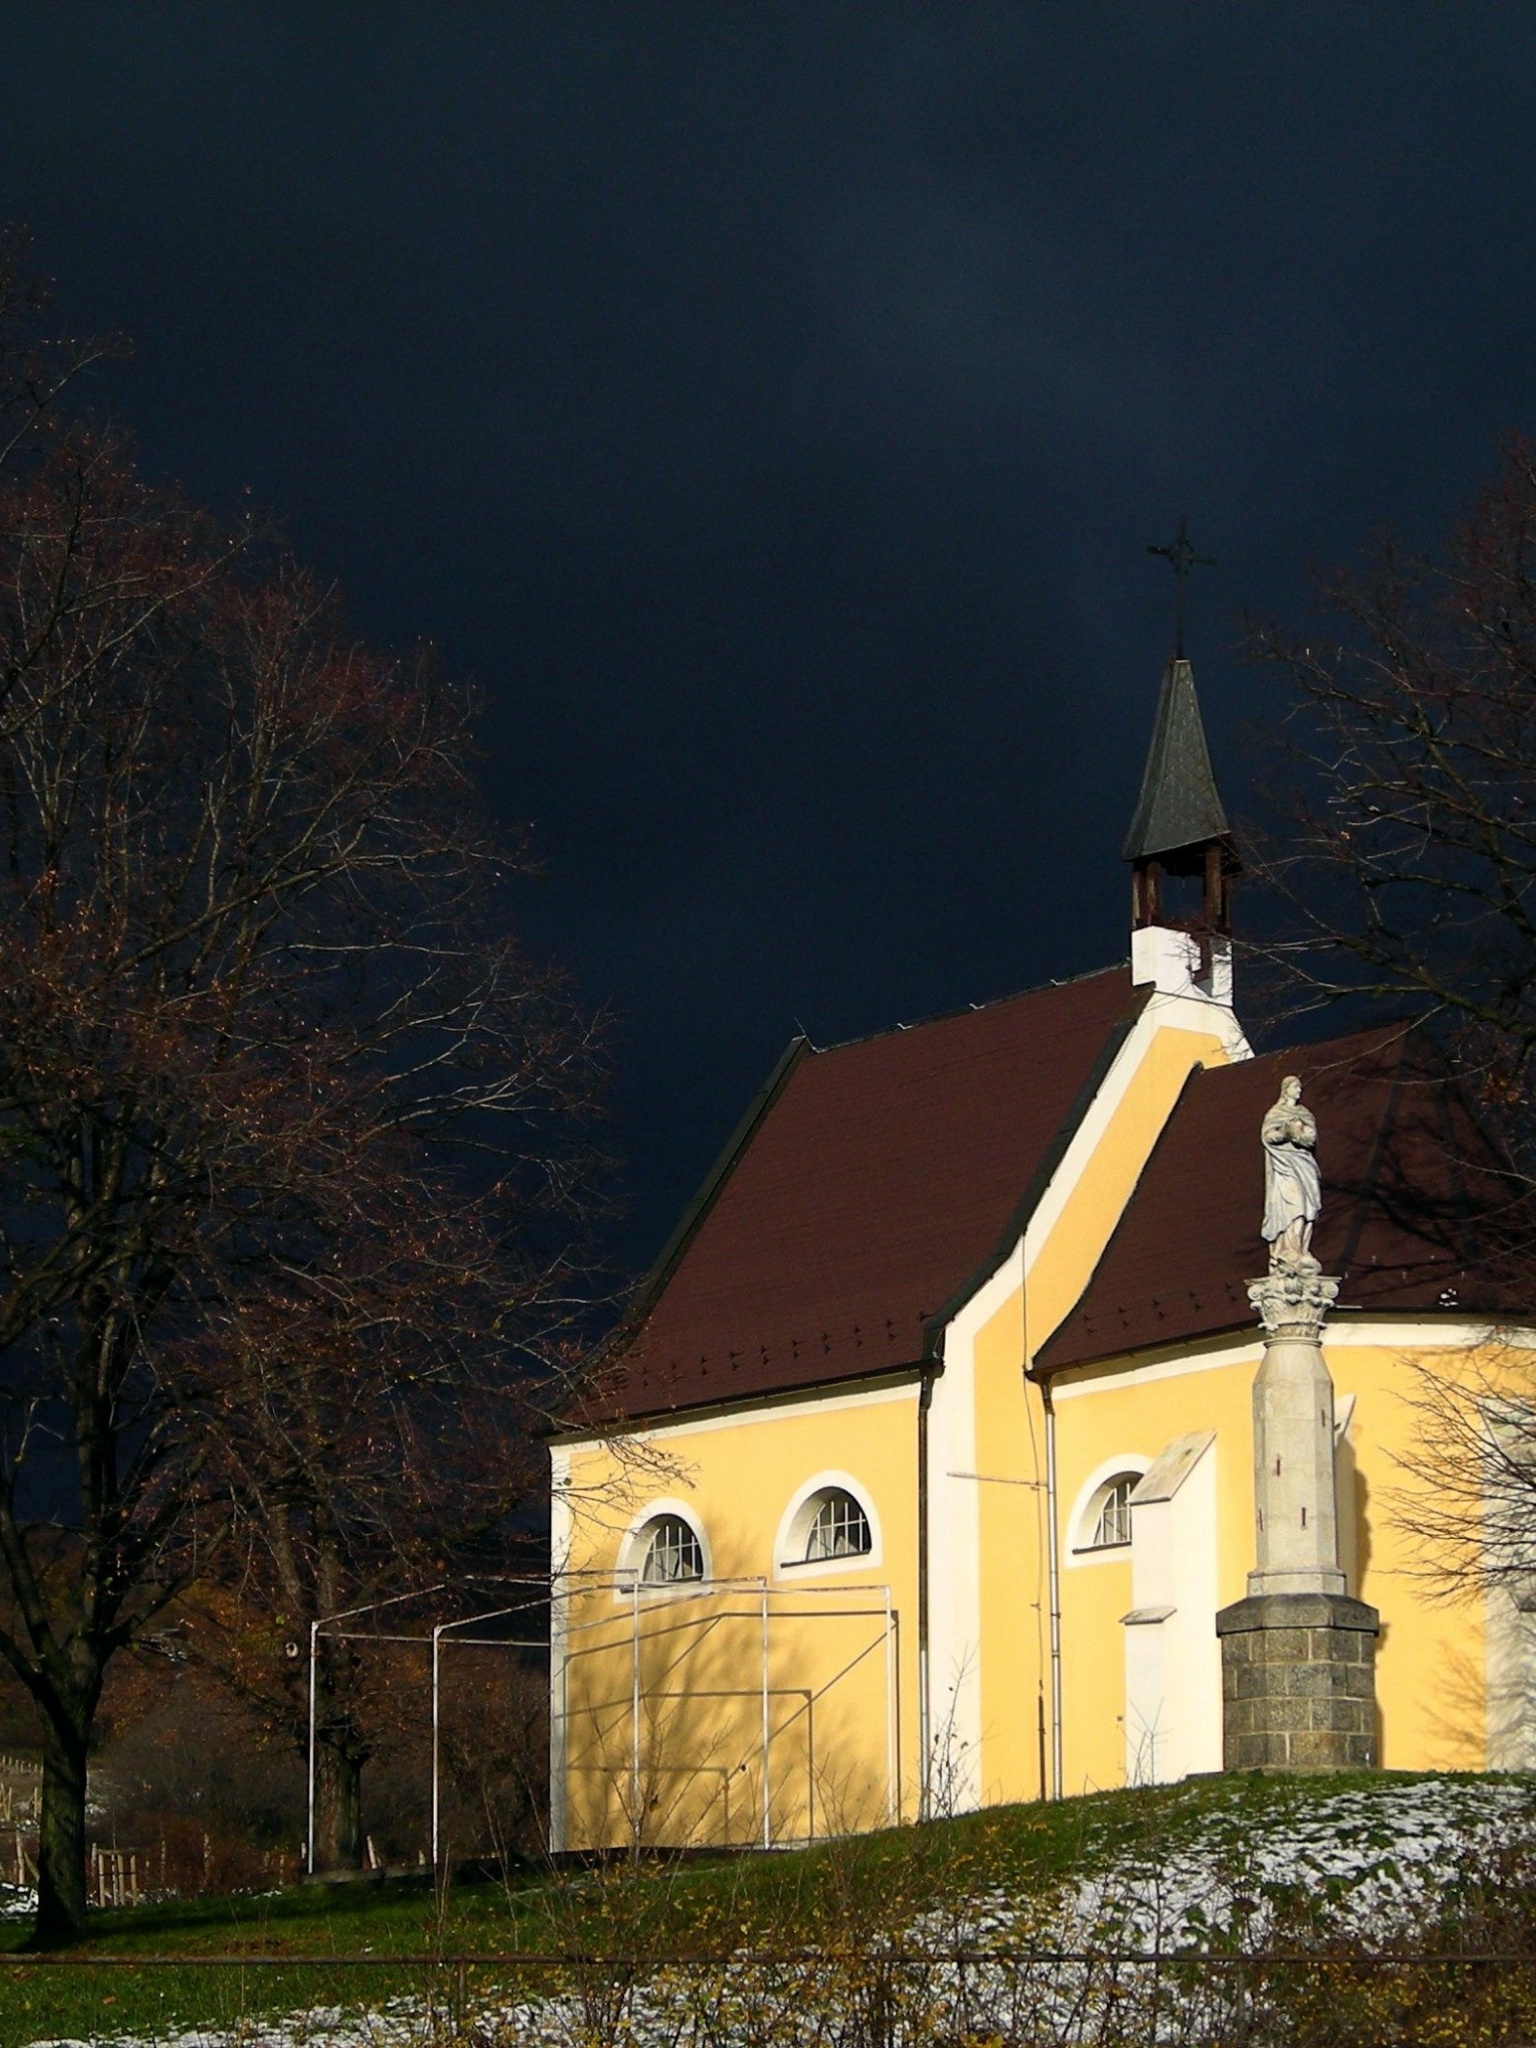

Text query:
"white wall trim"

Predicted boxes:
[[772, 1470, 883, 1581], [1051, 1317, 1536, 1402], [925, 1240, 1023, 1813], [1052, 1337, 1264, 1398], [1121, 1430, 1220, 1782], [557, 1374, 919, 1454], [1023, 991, 1248, 1286], [1324, 1318, 1536, 1350], [918, 988, 1242, 1809]]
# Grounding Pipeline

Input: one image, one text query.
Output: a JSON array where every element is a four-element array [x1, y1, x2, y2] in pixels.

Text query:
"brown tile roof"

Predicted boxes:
[[1036, 1026, 1526, 1374], [575, 967, 1148, 1426]]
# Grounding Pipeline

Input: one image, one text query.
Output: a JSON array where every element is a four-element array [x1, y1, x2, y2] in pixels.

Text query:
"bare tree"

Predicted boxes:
[[1251, 436, 1536, 1191], [1250, 439, 1536, 1621], [183, 1216, 566, 1871], [0, 252, 604, 1939]]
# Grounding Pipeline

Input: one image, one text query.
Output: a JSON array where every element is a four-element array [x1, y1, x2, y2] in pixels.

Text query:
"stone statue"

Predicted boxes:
[[1261, 1075, 1321, 1268]]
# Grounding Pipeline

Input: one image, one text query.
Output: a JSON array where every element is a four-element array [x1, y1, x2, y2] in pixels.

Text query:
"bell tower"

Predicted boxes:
[[1125, 523, 1242, 999]]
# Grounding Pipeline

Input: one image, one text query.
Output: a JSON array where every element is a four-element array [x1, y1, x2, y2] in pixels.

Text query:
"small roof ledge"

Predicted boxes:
[[1130, 1428, 1216, 1505]]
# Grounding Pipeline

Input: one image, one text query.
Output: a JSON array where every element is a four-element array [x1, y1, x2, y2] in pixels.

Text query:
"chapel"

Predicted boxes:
[[547, 652, 1526, 1852]]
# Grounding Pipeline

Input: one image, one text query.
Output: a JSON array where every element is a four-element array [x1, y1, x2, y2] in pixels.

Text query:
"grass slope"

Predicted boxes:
[[0, 1771, 1524, 2047]]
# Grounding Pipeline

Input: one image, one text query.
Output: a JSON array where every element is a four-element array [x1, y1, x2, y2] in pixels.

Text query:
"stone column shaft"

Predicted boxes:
[[1250, 1327, 1346, 1597], [1216, 1260, 1379, 1773]]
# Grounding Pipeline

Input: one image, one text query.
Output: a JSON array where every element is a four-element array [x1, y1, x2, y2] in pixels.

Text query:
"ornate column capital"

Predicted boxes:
[[1247, 1258, 1340, 1340]]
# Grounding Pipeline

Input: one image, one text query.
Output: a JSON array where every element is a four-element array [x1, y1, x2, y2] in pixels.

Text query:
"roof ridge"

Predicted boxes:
[[927, 992, 1152, 1353], [1223, 1018, 1421, 1073], [814, 960, 1129, 1058]]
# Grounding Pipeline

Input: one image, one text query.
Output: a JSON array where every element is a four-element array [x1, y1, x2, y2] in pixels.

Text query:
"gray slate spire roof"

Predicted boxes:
[[1122, 657, 1231, 862]]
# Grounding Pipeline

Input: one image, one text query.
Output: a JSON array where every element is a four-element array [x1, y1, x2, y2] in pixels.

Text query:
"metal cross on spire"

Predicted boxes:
[[1147, 515, 1215, 659]]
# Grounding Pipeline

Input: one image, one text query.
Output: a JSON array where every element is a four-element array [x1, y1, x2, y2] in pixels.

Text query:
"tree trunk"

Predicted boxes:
[[314, 1735, 365, 1871], [33, 1712, 90, 1945]]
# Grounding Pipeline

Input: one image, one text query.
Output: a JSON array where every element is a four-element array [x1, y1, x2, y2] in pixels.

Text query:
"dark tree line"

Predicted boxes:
[[0, 236, 605, 1941]]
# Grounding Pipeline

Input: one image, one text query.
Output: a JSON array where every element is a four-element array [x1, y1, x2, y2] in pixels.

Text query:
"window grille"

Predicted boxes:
[[639, 1514, 704, 1585], [806, 1490, 872, 1561], [1090, 1476, 1135, 1550]]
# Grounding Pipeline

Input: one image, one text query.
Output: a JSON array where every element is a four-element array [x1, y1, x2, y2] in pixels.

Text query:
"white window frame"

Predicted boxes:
[[615, 1498, 712, 1600], [774, 1472, 882, 1580], [1090, 1475, 1135, 1549], [1065, 1455, 1151, 1567]]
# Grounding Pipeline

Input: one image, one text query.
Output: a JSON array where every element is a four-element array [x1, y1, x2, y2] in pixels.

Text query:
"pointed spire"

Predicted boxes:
[[1122, 657, 1231, 864]]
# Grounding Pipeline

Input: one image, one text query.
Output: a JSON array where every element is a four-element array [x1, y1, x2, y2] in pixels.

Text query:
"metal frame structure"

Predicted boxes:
[[305, 1575, 581, 1874], [306, 1569, 900, 1872], [552, 1571, 898, 1851]]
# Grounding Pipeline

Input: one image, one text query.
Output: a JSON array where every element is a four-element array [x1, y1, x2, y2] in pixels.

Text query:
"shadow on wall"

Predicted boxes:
[[560, 1578, 899, 1853], [1421, 1634, 1495, 1772], [1335, 1420, 1370, 1598]]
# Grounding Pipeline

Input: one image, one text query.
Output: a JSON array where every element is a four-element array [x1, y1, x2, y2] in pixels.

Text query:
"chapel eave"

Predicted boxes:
[[547, 1360, 928, 1444]]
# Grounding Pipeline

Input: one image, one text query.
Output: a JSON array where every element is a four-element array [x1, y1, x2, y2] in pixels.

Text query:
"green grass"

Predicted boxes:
[[0, 1772, 1485, 2046]]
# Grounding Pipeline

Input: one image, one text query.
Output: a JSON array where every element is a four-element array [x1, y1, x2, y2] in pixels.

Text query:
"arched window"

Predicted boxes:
[[805, 1489, 872, 1562], [1087, 1475, 1136, 1550], [776, 1475, 881, 1574], [638, 1513, 704, 1585]]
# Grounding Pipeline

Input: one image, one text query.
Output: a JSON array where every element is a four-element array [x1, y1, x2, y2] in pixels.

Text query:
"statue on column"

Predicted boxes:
[[1261, 1075, 1321, 1270], [1222, 1067, 1378, 1769]]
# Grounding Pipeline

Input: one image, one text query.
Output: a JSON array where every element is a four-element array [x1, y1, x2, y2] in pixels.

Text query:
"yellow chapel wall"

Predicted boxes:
[[552, 1378, 922, 1849], [969, 1286, 1052, 1810], [960, 1002, 1245, 1809], [1051, 1352, 1260, 1794], [1331, 1335, 1488, 1773], [1047, 1331, 1496, 1792]]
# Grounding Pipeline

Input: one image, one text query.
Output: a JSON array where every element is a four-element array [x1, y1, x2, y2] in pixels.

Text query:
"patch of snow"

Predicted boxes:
[[949, 1774, 1536, 1954], [24, 1778, 1536, 2048]]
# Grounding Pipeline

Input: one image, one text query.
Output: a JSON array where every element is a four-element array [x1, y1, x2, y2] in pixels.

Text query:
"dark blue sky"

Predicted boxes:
[[7, 6, 1535, 1274]]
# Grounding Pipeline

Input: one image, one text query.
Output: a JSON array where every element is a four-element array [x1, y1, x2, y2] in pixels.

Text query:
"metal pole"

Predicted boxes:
[[305, 1621, 319, 1874], [1037, 1691, 1048, 1803], [884, 1587, 897, 1826], [430, 1624, 443, 1868], [1043, 1381, 1064, 1800], [760, 1584, 771, 1850], [629, 1577, 641, 1849], [548, 1572, 566, 1860], [804, 1691, 814, 1845], [916, 1365, 934, 1820], [559, 1580, 570, 1856]]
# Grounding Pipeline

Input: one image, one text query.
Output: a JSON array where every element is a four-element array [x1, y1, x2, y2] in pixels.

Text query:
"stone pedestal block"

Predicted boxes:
[[1216, 1592, 1379, 1772]]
